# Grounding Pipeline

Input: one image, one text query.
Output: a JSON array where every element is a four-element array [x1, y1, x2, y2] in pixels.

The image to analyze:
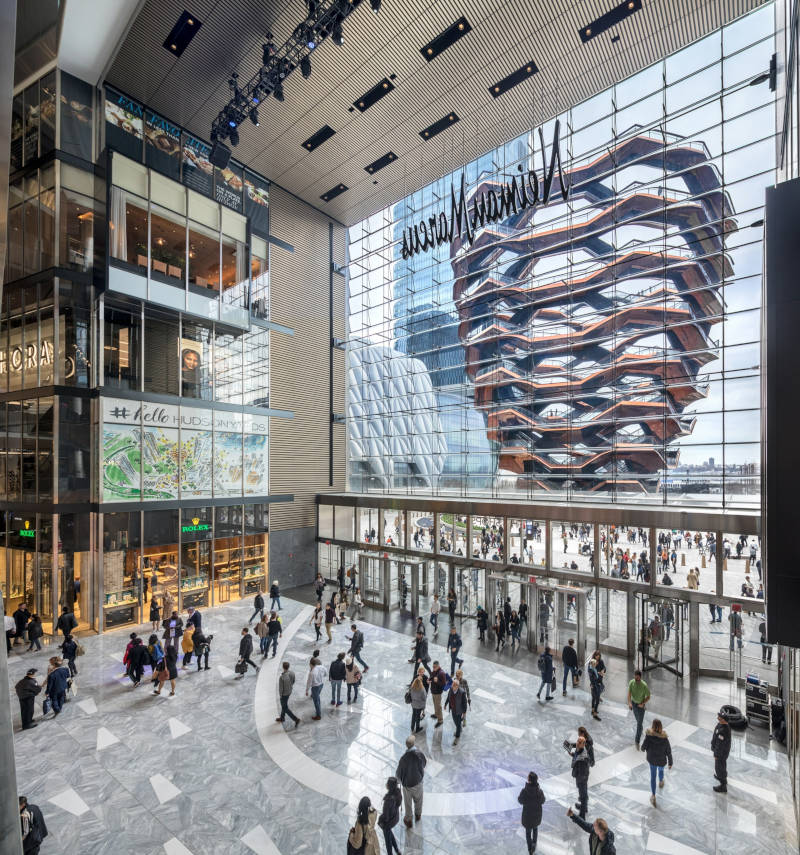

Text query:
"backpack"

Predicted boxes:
[[347, 824, 367, 855]]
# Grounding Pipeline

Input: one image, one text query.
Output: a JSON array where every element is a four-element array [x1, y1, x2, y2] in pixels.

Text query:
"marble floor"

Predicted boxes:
[[7, 594, 795, 854]]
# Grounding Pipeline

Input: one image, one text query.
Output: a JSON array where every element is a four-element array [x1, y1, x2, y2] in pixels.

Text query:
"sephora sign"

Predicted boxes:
[[400, 120, 570, 260]]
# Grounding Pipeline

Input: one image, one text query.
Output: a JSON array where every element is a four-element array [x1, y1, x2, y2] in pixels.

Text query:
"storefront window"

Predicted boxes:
[[214, 332, 242, 403], [241, 327, 268, 407], [59, 188, 93, 272], [250, 237, 269, 319], [143, 508, 179, 616], [59, 513, 91, 630], [58, 396, 91, 501], [181, 322, 213, 399], [104, 305, 141, 390], [221, 235, 247, 304], [144, 315, 179, 395], [180, 506, 212, 608], [37, 397, 53, 502], [214, 504, 242, 604], [103, 512, 141, 629], [109, 187, 148, 270], [59, 281, 91, 386], [150, 204, 186, 283], [243, 503, 268, 597], [188, 222, 220, 294]]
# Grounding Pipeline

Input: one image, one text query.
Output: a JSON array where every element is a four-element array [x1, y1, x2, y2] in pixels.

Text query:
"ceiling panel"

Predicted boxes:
[[105, 0, 771, 226]]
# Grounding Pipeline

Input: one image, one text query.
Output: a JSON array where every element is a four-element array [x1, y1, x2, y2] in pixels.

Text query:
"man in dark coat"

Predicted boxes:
[[536, 646, 554, 701], [250, 591, 265, 624], [45, 661, 70, 716], [266, 611, 282, 658], [55, 606, 77, 637], [445, 679, 468, 745], [19, 796, 48, 855], [346, 623, 369, 672], [237, 627, 259, 676], [566, 810, 616, 854], [447, 626, 464, 675], [269, 581, 282, 611], [570, 735, 591, 818], [562, 638, 579, 696], [411, 630, 430, 680], [186, 607, 202, 633], [15, 669, 41, 729], [13, 603, 30, 645], [518, 771, 546, 854], [127, 637, 148, 687], [712, 710, 732, 793], [395, 734, 426, 828]]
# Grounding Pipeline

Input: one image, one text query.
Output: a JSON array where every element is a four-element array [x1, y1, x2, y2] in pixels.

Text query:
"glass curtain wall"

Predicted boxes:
[[347, 7, 773, 510]]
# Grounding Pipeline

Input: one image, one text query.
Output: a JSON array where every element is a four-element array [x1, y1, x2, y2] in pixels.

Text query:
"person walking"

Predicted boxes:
[[13, 603, 30, 646], [353, 587, 364, 617], [193, 630, 211, 671], [411, 629, 431, 680], [536, 646, 554, 701], [759, 618, 773, 664], [310, 605, 323, 643], [275, 660, 300, 727], [378, 777, 403, 855], [149, 597, 161, 633], [15, 669, 41, 730], [562, 638, 579, 695], [256, 613, 270, 657], [329, 651, 346, 706], [570, 734, 591, 819], [180, 623, 195, 670], [345, 654, 362, 703], [249, 590, 265, 624], [627, 669, 650, 749], [19, 796, 48, 855], [128, 637, 148, 687], [588, 658, 603, 720], [447, 625, 464, 674], [712, 709, 731, 793], [314, 573, 326, 604], [493, 610, 507, 651], [44, 657, 70, 716], [4, 610, 15, 653], [395, 733, 426, 828], [347, 796, 380, 855], [153, 643, 178, 696], [447, 588, 457, 623], [25, 615, 43, 652], [429, 661, 447, 728], [60, 634, 78, 677], [346, 623, 369, 672], [56, 606, 77, 637], [445, 678, 468, 745], [237, 627, 260, 677], [454, 668, 471, 726], [266, 611, 282, 658], [269, 580, 282, 611], [429, 593, 441, 634], [146, 634, 164, 677], [324, 603, 335, 643], [305, 657, 328, 720], [641, 718, 673, 806], [477, 606, 488, 642], [566, 811, 616, 854], [161, 610, 183, 649], [409, 672, 427, 732], [508, 610, 522, 651], [518, 771, 545, 854]]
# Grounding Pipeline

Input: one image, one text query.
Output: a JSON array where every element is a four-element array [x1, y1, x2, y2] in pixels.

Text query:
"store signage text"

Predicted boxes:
[[400, 120, 570, 260], [182, 517, 210, 534], [0, 340, 53, 375], [19, 521, 35, 538]]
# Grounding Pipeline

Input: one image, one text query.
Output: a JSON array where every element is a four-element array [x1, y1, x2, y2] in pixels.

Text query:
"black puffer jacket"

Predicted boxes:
[[641, 728, 673, 768], [517, 781, 545, 828]]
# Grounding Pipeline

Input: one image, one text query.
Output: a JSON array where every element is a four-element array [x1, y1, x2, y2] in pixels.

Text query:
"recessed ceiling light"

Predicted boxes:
[[302, 124, 336, 152], [352, 77, 396, 113], [420, 113, 460, 140], [579, 0, 641, 44], [163, 10, 202, 57], [489, 60, 539, 99], [420, 17, 472, 62]]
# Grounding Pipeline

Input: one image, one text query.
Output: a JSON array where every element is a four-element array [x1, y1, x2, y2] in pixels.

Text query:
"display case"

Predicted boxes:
[[243, 563, 266, 594], [103, 587, 138, 628], [180, 573, 209, 608]]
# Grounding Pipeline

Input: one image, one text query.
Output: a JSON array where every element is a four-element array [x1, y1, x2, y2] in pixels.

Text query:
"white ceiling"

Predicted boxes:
[[105, 0, 771, 226]]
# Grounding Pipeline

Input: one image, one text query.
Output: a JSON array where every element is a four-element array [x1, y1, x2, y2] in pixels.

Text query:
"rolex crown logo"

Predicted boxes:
[[192, 517, 200, 526], [24, 520, 30, 529]]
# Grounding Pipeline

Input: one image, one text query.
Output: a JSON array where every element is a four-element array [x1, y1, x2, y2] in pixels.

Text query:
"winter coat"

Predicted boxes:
[[395, 747, 426, 788], [270, 583, 280, 599], [413, 637, 430, 663], [26, 619, 43, 640], [562, 644, 579, 669], [181, 625, 195, 654], [517, 781, 545, 829], [641, 728, 673, 768], [569, 814, 616, 854], [239, 634, 254, 659], [349, 629, 365, 652], [347, 808, 380, 855], [571, 746, 590, 783], [254, 593, 264, 610], [448, 632, 463, 654], [56, 612, 77, 634], [45, 665, 70, 698], [13, 606, 29, 635], [329, 659, 347, 681], [538, 651, 554, 681], [255, 619, 270, 639], [345, 662, 362, 685], [162, 617, 183, 641], [410, 684, 427, 710], [60, 638, 78, 661], [15, 676, 42, 701], [378, 789, 402, 830], [445, 687, 467, 715], [186, 611, 202, 632], [429, 668, 447, 695], [712, 722, 731, 759]]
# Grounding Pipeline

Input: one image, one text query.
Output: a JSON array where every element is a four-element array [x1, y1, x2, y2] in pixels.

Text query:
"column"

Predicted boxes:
[[689, 601, 700, 680], [1, 595, 23, 855], [627, 590, 638, 662]]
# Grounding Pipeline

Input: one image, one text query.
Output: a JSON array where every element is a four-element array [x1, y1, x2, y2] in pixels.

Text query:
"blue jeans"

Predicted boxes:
[[563, 665, 578, 692], [259, 636, 269, 656], [537, 677, 552, 699], [353, 650, 368, 670], [649, 763, 664, 794], [51, 691, 66, 714], [268, 634, 279, 656], [330, 679, 342, 704], [633, 704, 646, 743], [271, 597, 282, 611], [430, 612, 438, 631], [311, 683, 322, 717], [249, 608, 262, 623]]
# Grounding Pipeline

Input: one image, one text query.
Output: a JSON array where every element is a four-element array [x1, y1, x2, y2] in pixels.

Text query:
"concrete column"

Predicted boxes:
[[593, 524, 600, 578], [627, 590, 638, 662], [716, 530, 724, 598], [1, 592, 23, 855], [689, 601, 700, 680]]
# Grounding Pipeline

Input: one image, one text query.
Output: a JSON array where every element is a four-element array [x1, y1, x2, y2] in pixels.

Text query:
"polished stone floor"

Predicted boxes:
[[7, 594, 795, 854]]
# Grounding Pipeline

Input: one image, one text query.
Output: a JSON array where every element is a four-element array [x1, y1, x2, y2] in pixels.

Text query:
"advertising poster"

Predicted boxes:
[[182, 134, 214, 196], [179, 408, 212, 498], [244, 170, 269, 236], [61, 73, 93, 160], [105, 87, 144, 160], [145, 109, 182, 180], [215, 161, 244, 212], [141, 425, 180, 500], [102, 398, 141, 502], [243, 433, 269, 495]]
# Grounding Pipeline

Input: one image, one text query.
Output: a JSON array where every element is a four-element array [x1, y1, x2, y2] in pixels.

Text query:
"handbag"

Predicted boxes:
[[551, 675, 557, 692], [42, 697, 50, 715], [235, 661, 247, 675], [76, 643, 86, 657], [404, 690, 412, 704]]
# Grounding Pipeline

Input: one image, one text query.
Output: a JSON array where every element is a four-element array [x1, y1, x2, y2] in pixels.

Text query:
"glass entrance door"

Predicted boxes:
[[359, 554, 385, 609], [454, 566, 483, 620], [637, 594, 685, 678]]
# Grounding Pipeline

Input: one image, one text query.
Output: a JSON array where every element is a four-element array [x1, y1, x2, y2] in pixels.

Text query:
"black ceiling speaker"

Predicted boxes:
[[209, 140, 232, 169]]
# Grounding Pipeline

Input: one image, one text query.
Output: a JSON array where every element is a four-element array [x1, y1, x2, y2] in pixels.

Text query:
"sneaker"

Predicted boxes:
[[275, 717, 285, 723], [453, 738, 459, 745], [311, 716, 321, 721], [434, 721, 442, 728], [650, 795, 656, 807], [336, 701, 343, 706], [403, 819, 413, 829], [562, 691, 567, 697], [545, 696, 553, 701], [713, 784, 727, 793], [659, 779, 664, 789]]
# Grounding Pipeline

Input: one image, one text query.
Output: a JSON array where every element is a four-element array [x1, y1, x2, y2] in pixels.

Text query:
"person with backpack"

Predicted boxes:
[[566, 811, 616, 854], [536, 646, 554, 701], [249, 590, 265, 624], [347, 795, 379, 855], [569, 734, 591, 819], [562, 638, 579, 695], [146, 634, 164, 678], [60, 634, 78, 677], [447, 625, 464, 675], [518, 771, 545, 854], [45, 658, 70, 716], [193, 630, 211, 671], [377, 777, 403, 855], [395, 733, 426, 828], [127, 637, 148, 687], [641, 718, 673, 806], [19, 795, 48, 854]]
